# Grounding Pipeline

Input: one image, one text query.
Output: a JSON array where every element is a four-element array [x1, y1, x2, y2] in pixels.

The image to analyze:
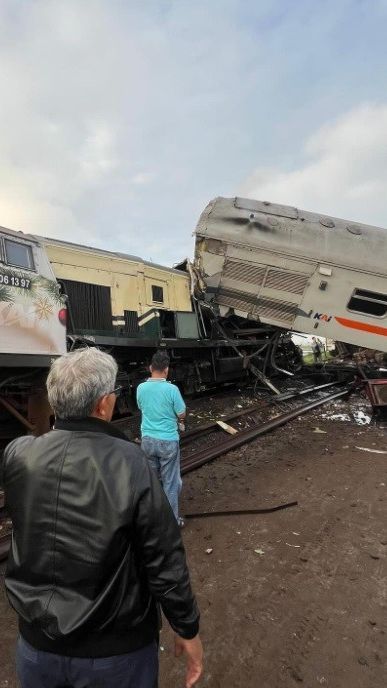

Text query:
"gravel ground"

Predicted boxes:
[[1, 390, 386, 688]]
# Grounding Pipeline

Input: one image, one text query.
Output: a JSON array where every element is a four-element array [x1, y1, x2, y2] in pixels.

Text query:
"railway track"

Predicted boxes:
[[180, 382, 351, 474], [180, 380, 340, 447]]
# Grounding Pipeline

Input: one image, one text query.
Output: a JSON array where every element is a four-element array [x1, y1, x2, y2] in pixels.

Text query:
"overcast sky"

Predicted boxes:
[[1, 0, 387, 264]]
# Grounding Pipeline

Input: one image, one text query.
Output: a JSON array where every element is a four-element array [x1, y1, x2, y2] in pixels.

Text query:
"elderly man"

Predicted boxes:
[[1, 348, 202, 688], [137, 351, 186, 527]]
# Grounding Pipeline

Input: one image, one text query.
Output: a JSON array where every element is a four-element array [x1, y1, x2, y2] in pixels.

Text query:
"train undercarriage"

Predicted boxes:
[[0, 312, 304, 445]]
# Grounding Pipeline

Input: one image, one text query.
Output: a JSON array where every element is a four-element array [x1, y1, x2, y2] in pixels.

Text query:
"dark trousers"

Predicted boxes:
[[16, 636, 158, 688]]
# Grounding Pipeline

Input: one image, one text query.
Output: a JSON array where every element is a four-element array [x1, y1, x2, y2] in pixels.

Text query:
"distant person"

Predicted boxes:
[[137, 350, 186, 527], [1, 348, 202, 688], [312, 337, 322, 363]]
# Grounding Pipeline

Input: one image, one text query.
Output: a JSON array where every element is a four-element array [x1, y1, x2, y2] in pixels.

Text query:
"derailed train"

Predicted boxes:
[[0, 195, 386, 437], [195, 197, 387, 352]]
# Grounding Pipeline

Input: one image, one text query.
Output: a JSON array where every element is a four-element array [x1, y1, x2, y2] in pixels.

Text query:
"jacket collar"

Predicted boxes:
[[54, 416, 130, 442]]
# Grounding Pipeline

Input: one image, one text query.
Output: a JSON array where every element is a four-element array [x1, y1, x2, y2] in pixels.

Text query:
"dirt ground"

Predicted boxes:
[[1, 392, 387, 687]]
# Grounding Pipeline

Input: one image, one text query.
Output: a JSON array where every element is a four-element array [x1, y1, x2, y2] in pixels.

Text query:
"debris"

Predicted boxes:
[[292, 532, 300, 536], [236, 531, 241, 535], [205, 548, 213, 555], [313, 427, 327, 434], [184, 501, 298, 519], [355, 447, 387, 455], [286, 543, 301, 548], [358, 656, 369, 666], [216, 420, 238, 435], [289, 667, 303, 682], [321, 412, 351, 422], [254, 548, 264, 555], [160, 645, 165, 652]]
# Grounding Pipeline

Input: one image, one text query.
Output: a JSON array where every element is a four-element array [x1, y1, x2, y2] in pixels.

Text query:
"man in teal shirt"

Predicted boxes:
[[137, 351, 186, 526]]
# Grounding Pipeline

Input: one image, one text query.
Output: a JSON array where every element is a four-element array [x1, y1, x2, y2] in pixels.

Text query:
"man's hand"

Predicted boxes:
[[174, 634, 203, 688]]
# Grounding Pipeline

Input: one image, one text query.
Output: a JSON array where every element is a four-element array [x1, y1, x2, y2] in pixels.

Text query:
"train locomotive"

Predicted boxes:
[[1, 194, 386, 438], [0, 226, 66, 440]]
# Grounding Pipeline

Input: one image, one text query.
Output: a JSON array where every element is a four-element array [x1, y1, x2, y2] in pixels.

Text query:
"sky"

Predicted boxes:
[[1, 0, 387, 265]]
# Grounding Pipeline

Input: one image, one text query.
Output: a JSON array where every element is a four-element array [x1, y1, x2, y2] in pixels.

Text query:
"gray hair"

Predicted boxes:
[[47, 348, 118, 419]]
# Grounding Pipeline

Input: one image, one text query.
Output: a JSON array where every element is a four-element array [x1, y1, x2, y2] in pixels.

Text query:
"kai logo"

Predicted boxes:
[[313, 312, 332, 323]]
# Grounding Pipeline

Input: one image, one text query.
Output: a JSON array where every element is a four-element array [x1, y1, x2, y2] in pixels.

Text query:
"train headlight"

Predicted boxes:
[[58, 308, 67, 326]]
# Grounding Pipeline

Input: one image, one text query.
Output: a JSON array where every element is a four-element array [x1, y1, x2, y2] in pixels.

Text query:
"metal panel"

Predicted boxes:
[[175, 312, 200, 339], [61, 279, 112, 332], [124, 310, 139, 335], [234, 197, 298, 219], [263, 269, 308, 295], [222, 259, 266, 286], [254, 297, 297, 324], [217, 288, 257, 314]]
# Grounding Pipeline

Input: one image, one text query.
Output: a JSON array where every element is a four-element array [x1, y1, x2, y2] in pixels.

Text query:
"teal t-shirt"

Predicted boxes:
[[136, 379, 186, 441]]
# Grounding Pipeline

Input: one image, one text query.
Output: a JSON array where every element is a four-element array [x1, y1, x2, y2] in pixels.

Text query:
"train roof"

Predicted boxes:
[[0, 223, 185, 276], [34, 235, 186, 276], [0, 224, 41, 244], [196, 197, 387, 276]]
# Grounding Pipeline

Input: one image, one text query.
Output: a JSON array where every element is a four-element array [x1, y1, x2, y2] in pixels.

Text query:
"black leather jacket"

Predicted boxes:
[[1, 417, 199, 657]]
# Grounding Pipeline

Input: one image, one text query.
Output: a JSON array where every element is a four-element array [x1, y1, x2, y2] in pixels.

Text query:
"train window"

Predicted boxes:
[[4, 239, 34, 270], [152, 285, 164, 303], [347, 288, 387, 317]]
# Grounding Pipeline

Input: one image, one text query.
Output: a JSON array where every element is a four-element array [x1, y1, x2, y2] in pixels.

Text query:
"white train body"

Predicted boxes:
[[194, 197, 387, 352], [0, 226, 66, 363]]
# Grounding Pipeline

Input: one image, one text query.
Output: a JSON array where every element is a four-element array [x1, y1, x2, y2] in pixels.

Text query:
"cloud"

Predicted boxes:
[[239, 103, 387, 228], [0, 1, 387, 264], [131, 172, 155, 186]]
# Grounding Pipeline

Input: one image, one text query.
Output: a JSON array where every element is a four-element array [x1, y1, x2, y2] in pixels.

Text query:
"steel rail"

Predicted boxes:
[[180, 380, 341, 445], [181, 387, 349, 474], [0, 397, 35, 432]]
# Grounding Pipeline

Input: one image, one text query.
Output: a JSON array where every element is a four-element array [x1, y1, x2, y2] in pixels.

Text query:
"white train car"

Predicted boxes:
[[194, 197, 387, 353], [0, 226, 66, 363], [0, 226, 66, 438]]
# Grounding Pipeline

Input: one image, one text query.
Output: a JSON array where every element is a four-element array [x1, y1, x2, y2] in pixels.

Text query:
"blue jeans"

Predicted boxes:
[[16, 637, 158, 688], [141, 437, 182, 520]]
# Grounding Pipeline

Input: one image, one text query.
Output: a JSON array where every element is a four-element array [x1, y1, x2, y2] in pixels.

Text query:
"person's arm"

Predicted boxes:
[[173, 386, 186, 430], [136, 384, 142, 411], [132, 452, 202, 686]]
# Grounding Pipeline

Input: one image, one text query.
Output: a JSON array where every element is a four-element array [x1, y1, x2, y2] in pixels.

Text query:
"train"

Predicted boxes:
[[0, 222, 299, 439], [1, 195, 386, 439], [194, 197, 387, 353]]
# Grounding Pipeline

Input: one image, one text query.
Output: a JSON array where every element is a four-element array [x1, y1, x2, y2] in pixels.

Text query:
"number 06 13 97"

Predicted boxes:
[[0, 273, 31, 289]]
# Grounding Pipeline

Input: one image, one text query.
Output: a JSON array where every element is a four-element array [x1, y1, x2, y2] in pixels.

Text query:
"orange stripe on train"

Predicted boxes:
[[335, 317, 387, 337]]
